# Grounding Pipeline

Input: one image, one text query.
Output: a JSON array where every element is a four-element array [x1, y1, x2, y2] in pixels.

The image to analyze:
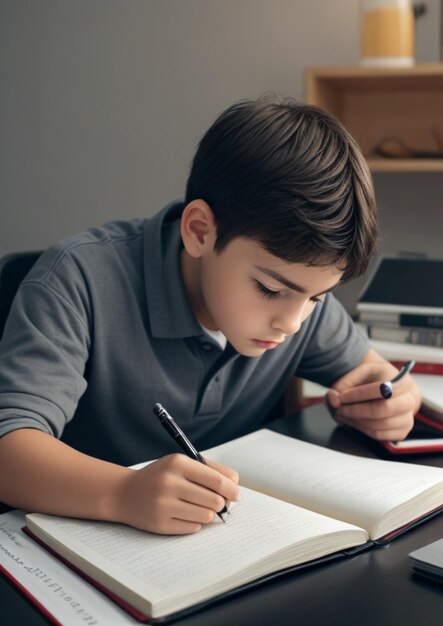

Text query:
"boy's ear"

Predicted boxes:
[[181, 200, 217, 258]]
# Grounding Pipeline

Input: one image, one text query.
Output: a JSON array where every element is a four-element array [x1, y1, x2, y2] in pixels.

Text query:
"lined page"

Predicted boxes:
[[205, 430, 443, 537], [27, 487, 366, 616]]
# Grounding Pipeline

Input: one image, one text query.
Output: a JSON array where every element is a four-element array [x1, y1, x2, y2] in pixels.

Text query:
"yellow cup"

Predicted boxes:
[[360, 0, 415, 67]]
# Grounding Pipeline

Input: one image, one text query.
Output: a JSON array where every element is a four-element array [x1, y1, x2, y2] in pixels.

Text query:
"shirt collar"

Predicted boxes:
[[143, 200, 204, 339]]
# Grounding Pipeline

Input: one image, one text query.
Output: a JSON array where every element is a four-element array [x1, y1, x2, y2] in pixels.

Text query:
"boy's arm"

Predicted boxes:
[[327, 348, 422, 441], [0, 428, 239, 535]]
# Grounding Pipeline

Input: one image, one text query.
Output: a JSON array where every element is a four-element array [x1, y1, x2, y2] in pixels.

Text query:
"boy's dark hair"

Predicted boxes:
[[185, 95, 377, 281]]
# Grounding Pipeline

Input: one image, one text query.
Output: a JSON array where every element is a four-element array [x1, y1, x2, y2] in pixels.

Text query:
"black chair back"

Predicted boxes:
[[0, 251, 42, 339]]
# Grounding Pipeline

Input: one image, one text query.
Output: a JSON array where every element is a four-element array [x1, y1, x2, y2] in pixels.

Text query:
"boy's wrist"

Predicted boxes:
[[96, 464, 135, 524]]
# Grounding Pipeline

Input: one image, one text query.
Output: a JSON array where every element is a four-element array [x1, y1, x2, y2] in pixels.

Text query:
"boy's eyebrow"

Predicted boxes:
[[254, 265, 341, 297]]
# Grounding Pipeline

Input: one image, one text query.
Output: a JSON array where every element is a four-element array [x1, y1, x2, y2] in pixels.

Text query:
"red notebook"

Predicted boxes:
[[377, 412, 443, 456]]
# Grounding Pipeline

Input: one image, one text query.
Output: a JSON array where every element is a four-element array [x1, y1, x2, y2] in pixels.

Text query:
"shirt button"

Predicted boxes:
[[202, 342, 213, 351]]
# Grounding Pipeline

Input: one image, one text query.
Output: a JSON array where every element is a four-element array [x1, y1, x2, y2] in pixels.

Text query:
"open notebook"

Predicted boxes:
[[22, 430, 443, 623]]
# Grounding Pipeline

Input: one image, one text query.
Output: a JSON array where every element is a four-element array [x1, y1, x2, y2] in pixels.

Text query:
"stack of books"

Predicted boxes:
[[360, 311, 443, 347], [356, 256, 443, 433], [357, 256, 443, 349]]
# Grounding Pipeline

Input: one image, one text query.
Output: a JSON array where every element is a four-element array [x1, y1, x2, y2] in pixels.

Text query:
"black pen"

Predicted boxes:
[[153, 403, 227, 522], [379, 360, 415, 399]]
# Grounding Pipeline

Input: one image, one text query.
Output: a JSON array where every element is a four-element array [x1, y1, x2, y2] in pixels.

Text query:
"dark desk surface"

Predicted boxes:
[[1, 404, 443, 625]]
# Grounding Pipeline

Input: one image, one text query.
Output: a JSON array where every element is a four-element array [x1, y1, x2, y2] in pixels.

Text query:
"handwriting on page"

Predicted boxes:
[[50, 488, 357, 594], [209, 431, 443, 531], [218, 431, 441, 503]]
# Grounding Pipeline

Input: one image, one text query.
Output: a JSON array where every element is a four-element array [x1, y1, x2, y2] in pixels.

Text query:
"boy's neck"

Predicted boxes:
[[180, 248, 218, 331]]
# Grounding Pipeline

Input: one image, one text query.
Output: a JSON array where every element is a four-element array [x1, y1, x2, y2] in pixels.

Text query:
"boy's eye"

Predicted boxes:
[[254, 280, 326, 304], [254, 280, 281, 300]]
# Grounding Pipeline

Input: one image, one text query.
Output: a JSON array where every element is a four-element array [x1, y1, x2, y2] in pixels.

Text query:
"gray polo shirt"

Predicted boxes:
[[0, 201, 368, 465]]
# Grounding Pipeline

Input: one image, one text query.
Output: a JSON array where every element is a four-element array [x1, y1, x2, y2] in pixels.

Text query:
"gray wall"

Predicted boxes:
[[1, 0, 442, 313]]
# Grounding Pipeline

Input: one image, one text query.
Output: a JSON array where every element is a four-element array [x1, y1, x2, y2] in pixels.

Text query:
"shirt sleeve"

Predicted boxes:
[[0, 275, 90, 439], [295, 293, 369, 387]]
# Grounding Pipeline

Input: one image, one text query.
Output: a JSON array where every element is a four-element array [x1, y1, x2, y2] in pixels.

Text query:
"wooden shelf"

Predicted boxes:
[[368, 159, 443, 173], [305, 64, 443, 173]]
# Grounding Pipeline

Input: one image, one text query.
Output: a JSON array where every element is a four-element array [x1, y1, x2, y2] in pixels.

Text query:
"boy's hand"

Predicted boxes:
[[115, 454, 239, 535], [326, 351, 422, 442]]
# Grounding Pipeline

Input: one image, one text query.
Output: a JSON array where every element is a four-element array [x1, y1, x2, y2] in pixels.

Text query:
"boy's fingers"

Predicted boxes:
[[184, 458, 240, 502], [171, 499, 217, 525], [204, 460, 239, 515], [336, 393, 414, 421], [327, 389, 341, 408], [340, 413, 413, 441], [338, 381, 386, 404], [176, 479, 228, 513], [205, 458, 240, 484], [337, 377, 410, 405]]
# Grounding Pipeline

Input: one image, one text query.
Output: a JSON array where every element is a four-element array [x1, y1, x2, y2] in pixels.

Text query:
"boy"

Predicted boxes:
[[0, 96, 421, 535]]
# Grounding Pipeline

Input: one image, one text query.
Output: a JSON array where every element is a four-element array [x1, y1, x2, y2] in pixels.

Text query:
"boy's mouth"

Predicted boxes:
[[252, 339, 282, 350]]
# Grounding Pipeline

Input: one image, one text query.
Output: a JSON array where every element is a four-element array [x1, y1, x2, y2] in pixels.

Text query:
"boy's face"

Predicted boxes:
[[182, 232, 343, 357]]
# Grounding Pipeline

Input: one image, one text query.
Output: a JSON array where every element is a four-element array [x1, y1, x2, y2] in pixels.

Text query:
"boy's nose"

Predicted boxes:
[[271, 309, 303, 336]]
